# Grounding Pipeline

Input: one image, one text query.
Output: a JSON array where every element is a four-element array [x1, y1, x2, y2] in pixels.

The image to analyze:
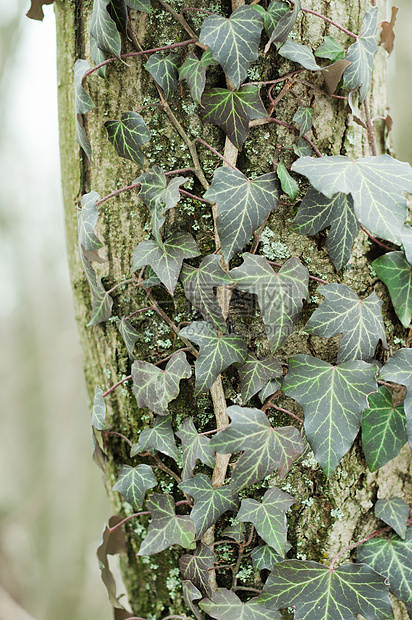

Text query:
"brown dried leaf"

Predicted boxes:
[[26, 0, 54, 21], [322, 59, 351, 94], [380, 6, 399, 55]]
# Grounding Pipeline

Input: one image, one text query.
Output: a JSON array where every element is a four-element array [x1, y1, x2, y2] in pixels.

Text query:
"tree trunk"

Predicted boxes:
[[54, 0, 412, 618]]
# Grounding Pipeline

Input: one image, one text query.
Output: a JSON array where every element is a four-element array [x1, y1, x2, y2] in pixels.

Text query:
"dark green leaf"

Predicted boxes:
[[141, 265, 161, 288], [180, 543, 216, 598], [283, 355, 377, 476], [131, 351, 191, 415], [74, 59, 94, 160], [361, 386, 406, 472], [181, 254, 233, 332], [116, 317, 140, 358], [132, 232, 200, 295], [343, 7, 378, 102], [238, 352, 282, 404], [145, 53, 180, 99], [279, 40, 322, 71], [293, 106, 313, 137], [126, 0, 151, 12], [277, 160, 298, 201], [372, 251, 412, 328], [180, 474, 239, 538], [375, 497, 409, 539], [222, 521, 245, 542], [293, 139, 312, 158], [210, 405, 304, 491], [179, 321, 248, 393], [251, 544, 288, 571], [137, 493, 196, 555], [259, 379, 281, 403], [131, 416, 179, 461], [199, 6, 264, 89], [182, 581, 202, 620], [113, 464, 156, 508], [401, 224, 412, 267], [26, 0, 54, 20], [78, 190, 103, 252], [79, 249, 113, 325], [92, 386, 109, 430], [203, 168, 279, 262], [105, 111, 150, 166], [178, 50, 218, 104], [379, 348, 412, 448], [292, 154, 412, 244], [264, 0, 301, 52], [305, 283, 387, 363], [90, 0, 122, 58], [260, 559, 393, 619], [230, 254, 309, 353], [108, 0, 128, 35], [91, 34, 108, 77], [200, 589, 280, 620], [358, 526, 412, 608], [201, 85, 267, 150], [292, 187, 359, 271], [176, 417, 215, 480], [237, 487, 295, 555], [254, 1, 289, 38], [315, 36, 345, 61]]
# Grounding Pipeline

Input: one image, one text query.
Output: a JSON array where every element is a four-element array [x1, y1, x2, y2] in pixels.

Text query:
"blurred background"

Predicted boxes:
[[0, 1, 410, 619]]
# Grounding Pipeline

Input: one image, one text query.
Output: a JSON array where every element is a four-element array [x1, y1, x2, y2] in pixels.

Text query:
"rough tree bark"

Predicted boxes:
[[54, 0, 412, 618]]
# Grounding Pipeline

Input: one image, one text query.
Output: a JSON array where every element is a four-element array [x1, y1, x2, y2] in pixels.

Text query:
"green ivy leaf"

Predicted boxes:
[[305, 284, 387, 363], [343, 7, 378, 102], [131, 351, 191, 415], [293, 139, 312, 158], [401, 224, 412, 266], [292, 187, 359, 271], [259, 559, 393, 619], [126, 0, 150, 12], [115, 317, 140, 358], [379, 348, 412, 448], [251, 544, 288, 571], [145, 53, 180, 99], [92, 386, 109, 430], [178, 50, 218, 104], [264, 0, 301, 52], [79, 249, 113, 325], [108, 0, 128, 35], [176, 418, 215, 480], [200, 589, 280, 620], [203, 168, 279, 263], [259, 379, 282, 403], [179, 474, 239, 538], [181, 255, 232, 332], [315, 35, 345, 61], [113, 464, 156, 508], [105, 111, 150, 166], [238, 352, 282, 404], [230, 254, 309, 353], [210, 405, 304, 491], [277, 160, 298, 201], [137, 493, 196, 555], [292, 154, 412, 244], [90, 34, 107, 77], [179, 321, 248, 393], [375, 497, 409, 539], [74, 59, 94, 160], [254, 1, 289, 38], [77, 190, 103, 252], [199, 6, 264, 89], [90, 0, 122, 58], [283, 355, 377, 476], [279, 40, 323, 71], [182, 581, 202, 620], [222, 521, 245, 543], [372, 252, 412, 328], [132, 232, 200, 295], [131, 416, 179, 461], [293, 106, 314, 136], [361, 386, 406, 472], [237, 487, 295, 555], [201, 85, 267, 150], [180, 543, 216, 598], [357, 526, 412, 609]]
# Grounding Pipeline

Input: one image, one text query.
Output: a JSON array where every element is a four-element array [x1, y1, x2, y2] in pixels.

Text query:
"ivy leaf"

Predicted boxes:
[[237, 487, 295, 555], [131, 351, 191, 415], [137, 493, 196, 555], [401, 225, 412, 267], [238, 352, 282, 404], [277, 160, 298, 201], [92, 427, 108, 472], [201, 85, 267, 150], [282, 355, 377, 476], [181, 254, 232, 332], [145, 53, 180, 99], [115, 317, 140, 358], [131, 416, 179, 461], [254, 1, 289, 38], [375, 498, 409, 539], [92, 386, 109, 430], [259, 379, 281, 403], [178, 50, 218, 105], [176, 418, 216, 480], [259, 559, 393, 619], [105, 111, 150, 166], [279, 40, 323, 71], [179, 474, 239, 538], [222, 521, 245, 543], [200, 589, 280, 620], [357, 526, 412, 609], [305, 284, 387, 363], [179, 321, 248, 393], [293, 106, 313, 137], [180, 543, 216, 598], [210, 405, 304, 491], [78, 190, 103, 252], [96, 516, 128, 608], [251, 544, 289, 571], [379, 6, 398, 55], [182, 581, 202, 620], [203, 168, 279, 263], [132, 232, 200, 295], [292, 187, 359, 271], [126, 0, 151, 12], [361, 386, 406, 472], [315, 36, 345, 61], [322, 59, 351, 95], [372, 252, 412, 328], [230, 254, 309, 353], [293, 139, 312, 158], [379, 348, 412, 448], [199, 6, 263, 89], [90, 34, 107, 77], [342, 7, 378, 103], [264, 0, 301, 52], [79, 249, 113, 325], [90, 0, 122, 58], [113, 464, 156, 509], [292, 154, 412, 244], [74, 59, 94, 160], [26, 0, 54, 20], [108, 0, 128, 35]]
